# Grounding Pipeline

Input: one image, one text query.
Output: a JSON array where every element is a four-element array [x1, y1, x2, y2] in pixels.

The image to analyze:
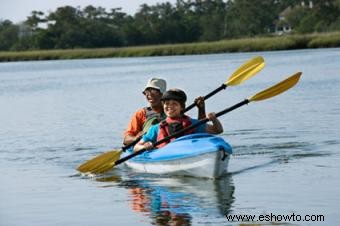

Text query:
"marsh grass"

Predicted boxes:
[[1, 32, 339, 62]]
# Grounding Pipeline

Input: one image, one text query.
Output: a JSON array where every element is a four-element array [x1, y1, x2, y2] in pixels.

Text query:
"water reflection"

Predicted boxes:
[[96, 174, 235, 225]]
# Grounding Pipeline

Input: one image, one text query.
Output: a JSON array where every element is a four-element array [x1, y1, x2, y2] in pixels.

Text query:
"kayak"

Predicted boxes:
[[123, 133, 232, 179]]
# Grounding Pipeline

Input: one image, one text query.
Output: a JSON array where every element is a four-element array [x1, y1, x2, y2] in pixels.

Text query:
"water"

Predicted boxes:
[[1, 48, 339, 226]]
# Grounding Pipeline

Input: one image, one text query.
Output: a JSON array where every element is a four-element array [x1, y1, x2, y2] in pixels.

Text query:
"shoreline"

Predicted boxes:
[[1, 32, 339, 62]]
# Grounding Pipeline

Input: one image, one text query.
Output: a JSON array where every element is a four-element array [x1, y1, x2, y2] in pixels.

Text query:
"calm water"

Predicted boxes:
[[1, 48, 339, 226]]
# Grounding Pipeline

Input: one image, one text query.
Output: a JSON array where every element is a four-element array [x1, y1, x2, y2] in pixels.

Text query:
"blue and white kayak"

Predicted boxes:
[[123, 133, 232, 179]]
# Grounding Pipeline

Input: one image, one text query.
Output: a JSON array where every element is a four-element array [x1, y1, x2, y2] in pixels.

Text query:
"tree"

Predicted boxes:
[[225, 0, 277, 38], [0, 20, 18, 50], [285, 0, 340, 33], [25, 11, 46, 30], [196, 0, 227, 41], [3, 1, 340, 51]]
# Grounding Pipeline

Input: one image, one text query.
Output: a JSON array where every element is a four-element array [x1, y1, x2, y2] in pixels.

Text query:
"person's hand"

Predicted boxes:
[[143, 141, 154, 150], [195, 96, 205, 109], [207, 112, 217, 121]]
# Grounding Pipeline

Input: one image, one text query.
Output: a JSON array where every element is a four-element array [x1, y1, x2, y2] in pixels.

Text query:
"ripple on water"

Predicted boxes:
[[72, 146, 97, 152], [233, 141, 313, 156], [223, 128, 262, 136], [322, 139, 340, 145]]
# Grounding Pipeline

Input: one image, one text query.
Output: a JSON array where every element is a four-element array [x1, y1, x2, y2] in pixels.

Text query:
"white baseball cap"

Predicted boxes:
[[143, 78, 167, 94]]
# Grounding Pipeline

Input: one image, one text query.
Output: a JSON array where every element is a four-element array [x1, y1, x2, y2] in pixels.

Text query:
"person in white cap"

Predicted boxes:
[[123, 78, 206, 146], [123, 78, 167, 145]]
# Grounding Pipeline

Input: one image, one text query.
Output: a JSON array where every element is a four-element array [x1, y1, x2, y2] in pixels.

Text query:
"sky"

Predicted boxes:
[[0, 0, 177, 23]]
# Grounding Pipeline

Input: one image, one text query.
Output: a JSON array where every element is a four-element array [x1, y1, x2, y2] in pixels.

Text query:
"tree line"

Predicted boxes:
[[1, 0, 340, 51]]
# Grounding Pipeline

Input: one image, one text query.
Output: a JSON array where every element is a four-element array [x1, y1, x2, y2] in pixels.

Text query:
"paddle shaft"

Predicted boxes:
[[114, 98, 249, 166], [184, 84, 227, 112]]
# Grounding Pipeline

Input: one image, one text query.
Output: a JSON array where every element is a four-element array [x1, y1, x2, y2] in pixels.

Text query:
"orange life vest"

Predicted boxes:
[[156, 115, 193, 148]]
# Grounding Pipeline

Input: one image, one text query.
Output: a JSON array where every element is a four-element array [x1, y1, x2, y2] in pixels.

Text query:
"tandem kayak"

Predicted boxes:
[[123, 133, 232, 179]]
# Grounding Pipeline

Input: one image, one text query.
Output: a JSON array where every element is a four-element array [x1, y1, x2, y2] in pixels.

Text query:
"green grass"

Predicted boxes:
[[1, 32, 340, 62]]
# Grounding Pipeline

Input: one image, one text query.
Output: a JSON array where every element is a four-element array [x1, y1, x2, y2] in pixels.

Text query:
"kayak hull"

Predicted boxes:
[[123, 133, 232, 179]]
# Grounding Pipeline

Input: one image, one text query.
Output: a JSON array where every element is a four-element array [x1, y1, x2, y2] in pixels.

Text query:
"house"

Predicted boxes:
[[275, 6, 293, 35], [274, 0, 313, 35]]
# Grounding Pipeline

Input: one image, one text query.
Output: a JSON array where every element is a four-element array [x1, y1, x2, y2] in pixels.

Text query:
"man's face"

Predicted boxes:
[[144, 88, 162, 107]]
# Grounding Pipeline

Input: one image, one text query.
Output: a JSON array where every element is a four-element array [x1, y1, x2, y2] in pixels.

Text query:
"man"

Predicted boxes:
[[123, 78, 167, 145]]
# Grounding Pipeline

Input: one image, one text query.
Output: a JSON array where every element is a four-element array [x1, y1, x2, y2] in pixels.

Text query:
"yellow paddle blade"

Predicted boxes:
[[90, 158, 119, 174], [226, 56, 265, 86], [77, 150, 122, 173], [89, 149, 124, 174], [249, 72, 302, 102]]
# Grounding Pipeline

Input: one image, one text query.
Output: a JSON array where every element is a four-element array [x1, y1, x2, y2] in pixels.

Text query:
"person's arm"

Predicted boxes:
[[195, 96, 206, 119], [205, 112, 223, 134], [123, 109, 145, 145], [123, 131, 145, 146], [133, 124, 158, 152]]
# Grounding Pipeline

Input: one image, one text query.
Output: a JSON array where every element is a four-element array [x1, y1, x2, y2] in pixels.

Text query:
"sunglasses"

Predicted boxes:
[[143, 88, 161, 95]]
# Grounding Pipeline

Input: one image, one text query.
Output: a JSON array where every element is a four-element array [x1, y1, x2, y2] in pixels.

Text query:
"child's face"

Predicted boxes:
[[163, 100, 183, 118]]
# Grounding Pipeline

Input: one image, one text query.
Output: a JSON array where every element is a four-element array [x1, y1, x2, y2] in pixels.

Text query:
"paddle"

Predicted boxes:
[[77, 56, 264, 173], [82, 72, 302, 174], [184, 56, 265, 112]]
